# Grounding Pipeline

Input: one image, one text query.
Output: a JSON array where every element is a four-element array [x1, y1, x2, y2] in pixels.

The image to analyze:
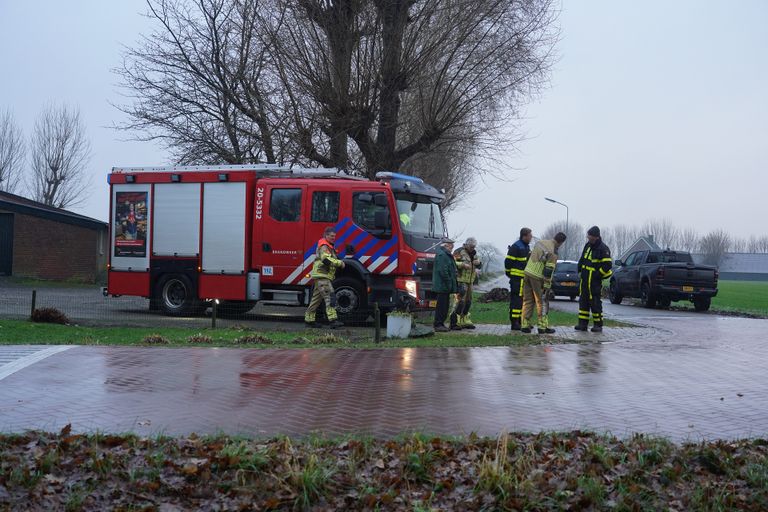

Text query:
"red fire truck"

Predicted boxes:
[[105, 164, 447, 318]]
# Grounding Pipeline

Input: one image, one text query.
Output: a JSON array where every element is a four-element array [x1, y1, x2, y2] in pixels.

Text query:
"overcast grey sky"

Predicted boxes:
[[1, 1, 766, 250]]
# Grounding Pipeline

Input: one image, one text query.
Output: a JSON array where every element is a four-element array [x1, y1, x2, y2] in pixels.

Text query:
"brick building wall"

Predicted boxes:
[[8, 211, 107, 283]]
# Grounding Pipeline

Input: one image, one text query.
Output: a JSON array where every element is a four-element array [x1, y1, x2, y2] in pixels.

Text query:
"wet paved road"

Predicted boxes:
[[1, 296, 767, 440]]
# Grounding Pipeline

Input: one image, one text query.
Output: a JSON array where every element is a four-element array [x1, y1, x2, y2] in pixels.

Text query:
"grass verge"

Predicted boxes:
[[671, 280, 768, 317], [0, 319, 598, 349], [0, 429, 766, 510]]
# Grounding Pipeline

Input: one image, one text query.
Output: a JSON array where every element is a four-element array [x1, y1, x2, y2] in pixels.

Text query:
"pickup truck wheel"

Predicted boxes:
[[157, 274, 204, 317], [608, 281, 623, 305], [657, 297, 672, 309], [693, 297, 711, 312], [333, 277, 368, 322], [640, 282, 656, 308]]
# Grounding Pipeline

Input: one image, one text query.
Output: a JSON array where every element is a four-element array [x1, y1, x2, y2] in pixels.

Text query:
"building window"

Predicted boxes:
[[311, 191, 339, 223], [269, 188, 302, 222]]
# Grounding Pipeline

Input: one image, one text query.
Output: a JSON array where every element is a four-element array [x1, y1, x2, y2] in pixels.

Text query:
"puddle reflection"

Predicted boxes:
[[577, 343, 603, 374], [506, 346, 552, 376], [398, 348, 415, 391]]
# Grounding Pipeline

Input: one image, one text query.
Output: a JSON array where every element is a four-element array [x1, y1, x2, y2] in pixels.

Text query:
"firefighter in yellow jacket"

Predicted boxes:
[[521, 232, 566, 334], [450, 237, 481, 329], [305, 227, 345, 328]]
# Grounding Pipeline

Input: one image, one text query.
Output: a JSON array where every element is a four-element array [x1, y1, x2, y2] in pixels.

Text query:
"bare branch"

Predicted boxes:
[[0, 109, 25, 194], [29, 104, 92, 209], [116, 0, 559, 205]]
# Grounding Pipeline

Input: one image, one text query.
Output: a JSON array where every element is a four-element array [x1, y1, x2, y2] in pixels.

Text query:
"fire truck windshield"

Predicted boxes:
[[395, 194, 445, 239]]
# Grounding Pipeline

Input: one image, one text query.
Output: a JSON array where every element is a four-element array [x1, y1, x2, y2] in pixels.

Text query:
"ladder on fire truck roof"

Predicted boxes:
[[110, 163, 366, 180]]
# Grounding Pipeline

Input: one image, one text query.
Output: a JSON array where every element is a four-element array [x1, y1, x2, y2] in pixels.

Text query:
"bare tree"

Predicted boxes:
[[699, 229, 731, 266], [747, 235, 768, 254], [118, 0, 559, 205], [731, 237, 747, 253], [677, 226, 700, 253], [605, 224, 640, 260], [759, 236, 768, 253], [117, 0, 291, 165], [476, 242, 502, 273], [542, 220, 584, 261], [29, 104, 92, 208], [641, 218, 680, 251], [0, 109, 25, 194], [279, 0, 557, 175]]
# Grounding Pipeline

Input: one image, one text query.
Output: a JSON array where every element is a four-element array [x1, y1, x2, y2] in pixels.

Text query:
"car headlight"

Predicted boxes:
[[404, 279, 418, 298]]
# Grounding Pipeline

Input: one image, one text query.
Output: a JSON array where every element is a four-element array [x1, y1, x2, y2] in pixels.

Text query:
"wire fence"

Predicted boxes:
[[0, 281, 384, 331]]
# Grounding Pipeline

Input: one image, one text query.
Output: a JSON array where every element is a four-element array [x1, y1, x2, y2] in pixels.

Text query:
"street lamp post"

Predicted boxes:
[[545, 197, 569, 257]]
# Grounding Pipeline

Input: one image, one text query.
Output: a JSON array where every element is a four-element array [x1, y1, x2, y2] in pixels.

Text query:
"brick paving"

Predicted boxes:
[[1, 309, 767, 440]]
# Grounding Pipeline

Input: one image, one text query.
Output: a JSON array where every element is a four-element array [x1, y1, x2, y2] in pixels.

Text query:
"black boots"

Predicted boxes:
[[575, 322, 603, 332]]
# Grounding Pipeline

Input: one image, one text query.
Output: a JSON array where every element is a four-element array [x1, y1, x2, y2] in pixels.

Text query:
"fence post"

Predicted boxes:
[[373, 302, 381, 343], [211, 300, 218, 329], [30, 290, 37, 320]]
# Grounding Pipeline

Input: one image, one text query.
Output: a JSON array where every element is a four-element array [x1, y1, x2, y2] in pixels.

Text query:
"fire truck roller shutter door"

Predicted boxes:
[[202, 182, 247, 274]]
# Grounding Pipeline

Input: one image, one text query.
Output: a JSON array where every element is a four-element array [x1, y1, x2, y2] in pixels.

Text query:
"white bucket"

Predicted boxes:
[[386, 314, 412, 339]]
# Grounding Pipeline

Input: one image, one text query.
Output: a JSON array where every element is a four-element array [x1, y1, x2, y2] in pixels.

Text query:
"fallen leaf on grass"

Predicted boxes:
[[181, 464, 199, 476], [43, 475, 66, 485]]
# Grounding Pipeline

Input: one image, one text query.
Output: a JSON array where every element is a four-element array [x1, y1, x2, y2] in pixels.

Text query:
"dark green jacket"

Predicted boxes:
[[432, 245, 458, 294]]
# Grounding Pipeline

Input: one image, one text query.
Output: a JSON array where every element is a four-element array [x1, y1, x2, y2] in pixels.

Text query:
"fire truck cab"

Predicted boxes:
[[105, 164, 447, 319]]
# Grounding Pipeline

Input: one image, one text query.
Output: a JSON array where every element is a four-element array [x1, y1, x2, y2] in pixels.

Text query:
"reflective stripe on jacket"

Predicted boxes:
[[524, 239, 558, 282], [505, 239, 530, 278], [310, 239, 343, 280], [578, 240, 613, 280]]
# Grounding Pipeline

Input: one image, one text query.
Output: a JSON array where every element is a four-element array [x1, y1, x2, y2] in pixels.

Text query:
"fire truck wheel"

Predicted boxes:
[[333, 277, 367, 321], [157, 274, 203, 317]]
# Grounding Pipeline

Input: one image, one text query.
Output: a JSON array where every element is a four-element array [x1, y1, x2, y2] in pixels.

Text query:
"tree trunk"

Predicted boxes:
[[373, 0, 410, 172]]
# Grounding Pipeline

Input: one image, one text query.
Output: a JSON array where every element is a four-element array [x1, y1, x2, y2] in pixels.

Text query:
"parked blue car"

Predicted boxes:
[[548, 260, 580, 301]]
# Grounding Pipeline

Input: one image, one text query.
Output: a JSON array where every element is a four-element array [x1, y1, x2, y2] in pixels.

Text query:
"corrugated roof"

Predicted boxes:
[[691, 253, 768, 273], [0, 191, 106, 230]]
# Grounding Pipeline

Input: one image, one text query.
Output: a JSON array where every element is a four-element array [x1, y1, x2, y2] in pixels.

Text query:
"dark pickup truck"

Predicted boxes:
[[608, 250, 718, 311]]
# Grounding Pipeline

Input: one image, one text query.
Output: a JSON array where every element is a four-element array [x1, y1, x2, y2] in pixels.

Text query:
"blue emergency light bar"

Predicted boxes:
[[375, 171, 424, 184]]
